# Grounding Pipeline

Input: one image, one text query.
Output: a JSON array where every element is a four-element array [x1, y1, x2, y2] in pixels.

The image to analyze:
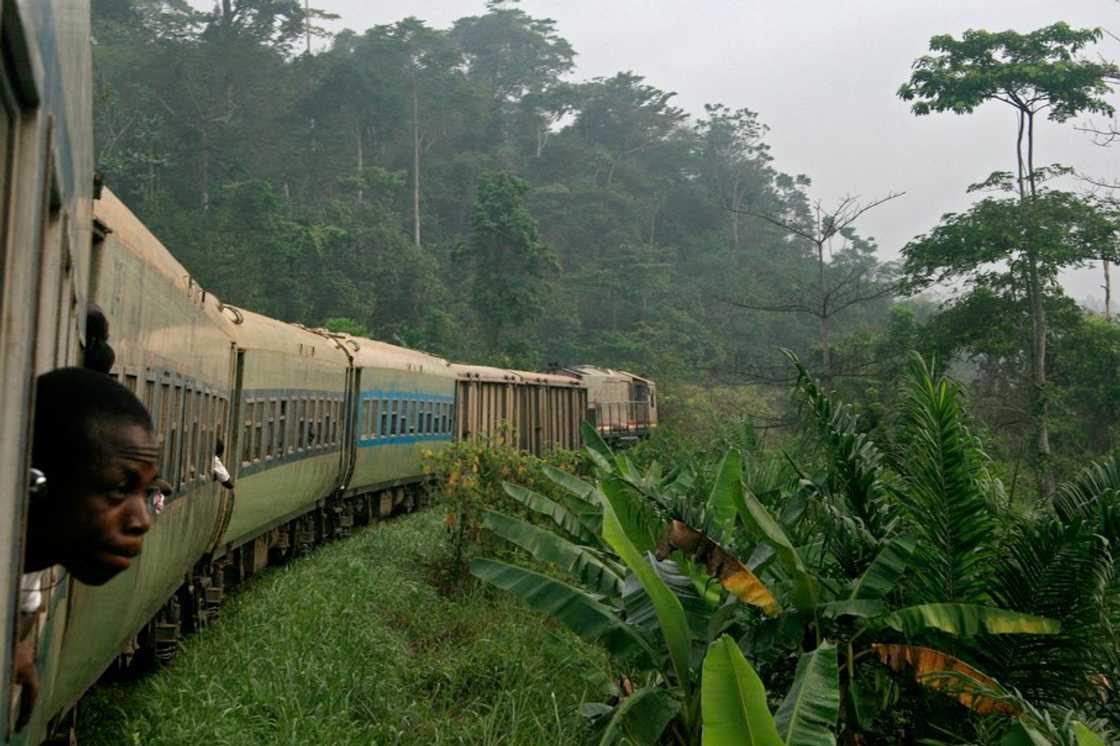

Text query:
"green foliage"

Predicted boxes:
[[77, 512, 610, 745]]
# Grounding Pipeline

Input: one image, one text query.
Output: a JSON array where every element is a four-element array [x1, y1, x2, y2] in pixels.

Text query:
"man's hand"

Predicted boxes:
[[13, 638, 38, 731]]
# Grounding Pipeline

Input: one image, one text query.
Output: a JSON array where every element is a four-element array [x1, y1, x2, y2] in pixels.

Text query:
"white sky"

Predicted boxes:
[[212, 0, 1120, 301]]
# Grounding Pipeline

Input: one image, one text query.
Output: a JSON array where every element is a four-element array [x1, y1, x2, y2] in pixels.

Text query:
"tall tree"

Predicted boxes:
[[899, 22, 1117, 494], [464, 171, 556, 352], [696, 104, 773, 252], [724, 193, 902, 391]]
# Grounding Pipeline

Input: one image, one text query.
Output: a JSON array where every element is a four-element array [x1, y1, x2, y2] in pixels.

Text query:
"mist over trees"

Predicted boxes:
[[90, 0, 895, 376], [91, 0, 1120, 488]]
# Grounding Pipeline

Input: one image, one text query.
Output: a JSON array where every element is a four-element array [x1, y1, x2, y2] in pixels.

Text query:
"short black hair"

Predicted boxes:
[[32, 367, 154, 479], [83, 304, 115, 374], [215, 437, 225, 457]]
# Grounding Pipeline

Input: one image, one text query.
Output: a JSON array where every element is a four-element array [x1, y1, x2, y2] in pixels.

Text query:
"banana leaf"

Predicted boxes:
[[701, 635, 784, 746], [470, 558, 648, 661], [502, 482, 599, 544], [872, 643, 1017, 716], [1072, 722, 1107, 746], [602, 486, 694, 694], [731, 485, 817, 613], [480, 510, 622, 597], [707, 450, 743, 535], [587, 687, 680, 746], [541, 463, 600, 504], [817, 599, 886, 620], [774, 642, 839, 746], [883, 604, 1060, 637], [849, 534, 917, 600]]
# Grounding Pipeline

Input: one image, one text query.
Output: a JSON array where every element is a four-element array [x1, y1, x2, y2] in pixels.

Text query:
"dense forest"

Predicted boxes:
[[91, 0, 1120, 493]]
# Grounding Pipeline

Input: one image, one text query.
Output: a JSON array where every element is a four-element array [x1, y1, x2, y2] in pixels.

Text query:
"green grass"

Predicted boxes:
[[77, 511, 613, 745]]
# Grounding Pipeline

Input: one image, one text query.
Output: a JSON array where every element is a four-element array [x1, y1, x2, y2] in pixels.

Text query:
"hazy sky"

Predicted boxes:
[[249, 1, 1120, 299]]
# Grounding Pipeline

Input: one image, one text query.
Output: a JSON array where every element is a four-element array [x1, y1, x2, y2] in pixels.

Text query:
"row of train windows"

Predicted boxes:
[[241, 396, 342, 467], [359, 398, 452, 439], [117, 372, 228, 491]]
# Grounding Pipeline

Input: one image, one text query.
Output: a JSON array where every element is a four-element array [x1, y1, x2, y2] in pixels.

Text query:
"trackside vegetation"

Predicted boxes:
[[75, 511, 611, 746], [466, 356, 1118, 745]]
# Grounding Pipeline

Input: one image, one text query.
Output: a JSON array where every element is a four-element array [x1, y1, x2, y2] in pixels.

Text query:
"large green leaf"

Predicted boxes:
[[623, 557, 714, 640], [601, 487, 693, 695], [540, 463, 600, 504], [774, 642, 839, 746], [480, 511, 622, 597], [999, 722, 1051, 746], [601, 478, 659, 554], [701, 635, 784, 746], [883, 604, 1060, 637], [817, 599, 886, 620], [707, 450, 743, 535], [502, 482, 599, 544], [582, 421, 615, 471], [849, 534, 917, 600], [731, 485, 817, 612], [470, 558, 651, 663], [588, 687, 680, 746], [1072, 722, 1107, 746]]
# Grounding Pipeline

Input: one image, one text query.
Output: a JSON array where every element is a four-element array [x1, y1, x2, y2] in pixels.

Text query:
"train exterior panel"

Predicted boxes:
[[512, 371, 586, 454], [1, 2, 94, 742], [557, 366, 657, 441], [347, 338, 456, 500], [451, 364, 521, 446], [35, 191, 241, 733], [221, 310, 351, 551]]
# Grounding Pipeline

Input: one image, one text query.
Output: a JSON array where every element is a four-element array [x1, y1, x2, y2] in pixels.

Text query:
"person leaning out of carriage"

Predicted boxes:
[[12, 367, 164, 730]]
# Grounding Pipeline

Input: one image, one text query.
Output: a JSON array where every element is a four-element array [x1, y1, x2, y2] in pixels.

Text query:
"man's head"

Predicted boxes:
[[215, 437, 225, 458], [29, 367, 157, 585], [83, 304, 115, 374]]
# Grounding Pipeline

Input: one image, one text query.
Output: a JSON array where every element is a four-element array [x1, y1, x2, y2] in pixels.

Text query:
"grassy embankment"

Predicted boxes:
[[77, 511, 610, 746]]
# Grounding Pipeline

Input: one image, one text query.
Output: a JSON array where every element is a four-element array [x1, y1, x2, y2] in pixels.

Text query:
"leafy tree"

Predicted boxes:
[[899, 22, 1118, 494], [463, 171, 556, 352], [903, 188, 1117, 491]]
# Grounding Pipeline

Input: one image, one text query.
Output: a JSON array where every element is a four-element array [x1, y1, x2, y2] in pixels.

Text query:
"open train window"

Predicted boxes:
[[278, 400, 287, 456], [369, 400, 379, 438], [389, 400, 398, 435], [406, 400, 416, 435], [242, 398, 254, 465], [426, 401, 433, 435]]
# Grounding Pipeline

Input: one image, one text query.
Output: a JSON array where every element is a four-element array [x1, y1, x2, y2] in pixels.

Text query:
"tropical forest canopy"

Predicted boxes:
[[91, 0, 1120, 492]]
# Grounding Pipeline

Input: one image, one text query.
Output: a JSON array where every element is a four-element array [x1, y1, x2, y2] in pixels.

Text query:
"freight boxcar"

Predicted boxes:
[[511, 370, 586, 454], [451, 364, 522, 446]]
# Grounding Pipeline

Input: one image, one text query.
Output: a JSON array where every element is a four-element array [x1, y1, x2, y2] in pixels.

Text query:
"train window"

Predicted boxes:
[[298, 398, 307, 449], [389, 400, 398, 435], [442, 403, 449, 434], [416, 400, 425, 435], [185, 389, 197, 482], [125, 373, 139, 393], [324, 405, 332, 448], [263, 400, 273, 459], [426, 401, 433, 434], [254, 401, 264, 462], [278, 400, 287, 456], [242, 398, 254, 465], [315, 398, 324, 447], [380, 399, 388, 436], [332, 399, 340, 444], [404, 400, 414, 435], [369, 400, 379, 438], [288, 400, 297, 453]]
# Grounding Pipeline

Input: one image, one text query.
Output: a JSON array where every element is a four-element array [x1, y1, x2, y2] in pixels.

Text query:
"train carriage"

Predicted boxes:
[[511, 370, 585, 455], [555, 365, 657, 442], [0, 2, 94, 743], [216, 310, 352, 574], [32, 189, 241, 741], [344, 336, 456, 517], [450, 364, 522, 446]]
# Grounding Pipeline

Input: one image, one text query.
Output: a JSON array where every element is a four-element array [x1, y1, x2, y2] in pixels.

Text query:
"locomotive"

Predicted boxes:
[[1, 4, 656, 744]]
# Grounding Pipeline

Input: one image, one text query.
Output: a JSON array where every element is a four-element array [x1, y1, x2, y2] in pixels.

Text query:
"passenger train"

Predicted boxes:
[[1, 4, 656, 743]]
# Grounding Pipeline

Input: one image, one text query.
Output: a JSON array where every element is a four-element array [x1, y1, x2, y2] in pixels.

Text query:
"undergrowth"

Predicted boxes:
[[76, 511, 612, 746]]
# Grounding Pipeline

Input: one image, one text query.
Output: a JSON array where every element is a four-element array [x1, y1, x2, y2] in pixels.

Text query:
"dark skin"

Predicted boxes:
[[16, 422, 157, 730]]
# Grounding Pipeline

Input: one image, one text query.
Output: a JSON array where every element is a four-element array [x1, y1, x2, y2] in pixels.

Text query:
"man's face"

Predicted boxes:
[[55, 423, 157, 585]]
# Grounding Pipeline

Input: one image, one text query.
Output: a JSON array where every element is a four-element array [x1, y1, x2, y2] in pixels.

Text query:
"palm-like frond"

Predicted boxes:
[[983, 518, 1114, 706], [890, 354, 996, 604], [786, 350, 889, 577]]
